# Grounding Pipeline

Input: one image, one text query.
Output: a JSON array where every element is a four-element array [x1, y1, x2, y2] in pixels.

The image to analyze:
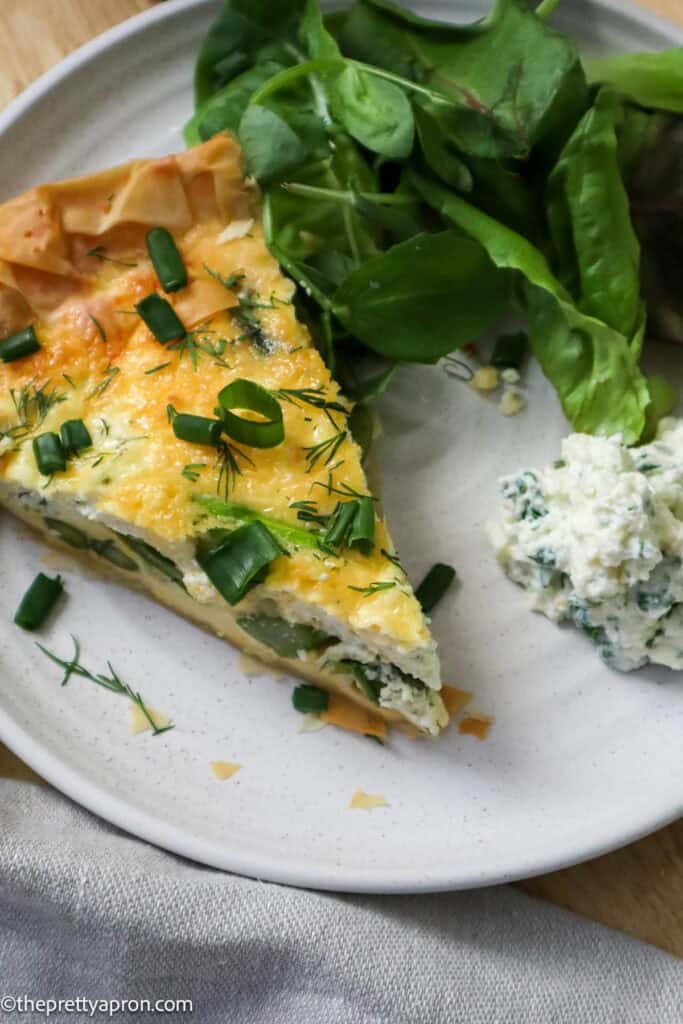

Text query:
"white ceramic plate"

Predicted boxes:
[[0, 0, 682, 893]]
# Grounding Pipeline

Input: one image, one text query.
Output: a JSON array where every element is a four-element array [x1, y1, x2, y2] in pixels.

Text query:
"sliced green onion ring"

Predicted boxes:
[[323, 501, 358, 553], [33, 433, 66, 476], [172, 413, 223, 447], [415, 563, 456, 614], [135, 293, 186, 343], [0, 325, 41, 363], [217, 379, 284, 449], [146, 227, 187, 293], [348, 496, 375, 555], [14, 573, 64, 631], [197, 521, 283, 605], [60, 419, 93, 455], [292, 684, 330, 714]]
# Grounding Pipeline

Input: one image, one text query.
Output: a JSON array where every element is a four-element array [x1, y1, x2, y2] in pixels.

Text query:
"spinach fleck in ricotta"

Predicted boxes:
[[489, 420, 683, 671]]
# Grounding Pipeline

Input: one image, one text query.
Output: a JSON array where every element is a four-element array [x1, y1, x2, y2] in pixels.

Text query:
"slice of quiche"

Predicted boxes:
[[0, 134, 448, 736]]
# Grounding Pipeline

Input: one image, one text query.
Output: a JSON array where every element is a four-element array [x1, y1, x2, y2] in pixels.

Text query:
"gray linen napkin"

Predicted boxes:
[[0, 779, 681, 1024]]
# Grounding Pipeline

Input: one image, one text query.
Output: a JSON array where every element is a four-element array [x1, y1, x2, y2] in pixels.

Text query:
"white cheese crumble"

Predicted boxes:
[[488, 419, 683, 671]]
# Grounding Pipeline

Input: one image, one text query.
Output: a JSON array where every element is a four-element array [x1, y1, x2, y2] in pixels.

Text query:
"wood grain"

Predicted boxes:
[[1, 0, 683, 959]]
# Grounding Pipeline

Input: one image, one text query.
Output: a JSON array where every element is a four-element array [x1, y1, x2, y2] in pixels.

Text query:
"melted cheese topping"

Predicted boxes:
[[0, 135, 433, 658]]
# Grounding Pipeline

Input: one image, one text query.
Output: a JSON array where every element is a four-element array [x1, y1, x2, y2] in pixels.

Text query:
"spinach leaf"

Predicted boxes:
[[411, 172, 653, 441], [238, 105, 309, 183], [332, 230, 508, 362], [618, 108, 683, 344], [585, 50, 683, 115], [332, 64, 415, 159], [194, 0, 305, 105], [341, 0, 589, 158], [545, 89, 642, 338], [413, 99, 473, 190], [185, 62, 287, 145]]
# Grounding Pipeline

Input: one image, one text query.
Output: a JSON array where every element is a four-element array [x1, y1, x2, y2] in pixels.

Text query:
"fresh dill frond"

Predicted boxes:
[[289, 499, 329, 528], [62, 373, 76, 388], [303, 430, 347, 473], [36, 635, 175, 736], [0, 381, 67, 444], [182, 463, 206, 483], [88, 365, 119, 400], [203, 264, 245, 292], [381, 548, 404, 572], [215, 439, 254, 499], [348, 581, 397, 598], [89, 314, 108, 343], [275, 387, 349, 429], [86, 245, 138, 269], [311, 479, 371, 501], [144, 361, 172, 376]]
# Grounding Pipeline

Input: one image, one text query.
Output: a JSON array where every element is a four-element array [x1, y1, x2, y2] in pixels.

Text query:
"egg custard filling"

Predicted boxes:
[[0, 134, 447, 736]]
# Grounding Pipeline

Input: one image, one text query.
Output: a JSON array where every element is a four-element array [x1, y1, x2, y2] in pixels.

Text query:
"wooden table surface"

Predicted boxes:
[[1, 0, 683, 958]]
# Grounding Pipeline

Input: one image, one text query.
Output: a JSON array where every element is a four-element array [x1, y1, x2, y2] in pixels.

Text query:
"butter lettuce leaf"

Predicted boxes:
[[411, 171, 654, 443]]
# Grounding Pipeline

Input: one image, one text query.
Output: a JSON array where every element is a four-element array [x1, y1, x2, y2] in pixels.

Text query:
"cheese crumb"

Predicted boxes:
[[471, 366, 499, 391], [210, 761, 241, 780], [298, 713, 328, 734], [349, 790, 388, 810], [129, 704, 171, 735], [217, 218, 254, 244], [500, 389, 526, 416]]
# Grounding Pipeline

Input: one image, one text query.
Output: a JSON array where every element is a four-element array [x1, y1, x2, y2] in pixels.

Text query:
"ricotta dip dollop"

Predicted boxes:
[[488, 418, 683, 672]]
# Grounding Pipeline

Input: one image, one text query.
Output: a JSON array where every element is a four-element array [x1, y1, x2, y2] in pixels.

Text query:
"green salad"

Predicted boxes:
[[186, 0, 683, 445]]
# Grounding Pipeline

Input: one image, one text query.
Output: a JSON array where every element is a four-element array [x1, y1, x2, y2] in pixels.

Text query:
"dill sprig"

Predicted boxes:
[[88, 365, 119, 400], [0, 381, 66, 444], [275, 387, 349, 429], [36, 636, 175, 736], [182, 463, 206, 483], [289, 498, 330, 528], [303, 430, 347, 473], [89, 314, 108, 343], [348, 581, 397, 598], [381, 548, 404, 572], [215, 439, 254, 499], [144, 361, 172, 376], [166, 331, 231, 370], [311, 478, 371, 500], [86, 245, 138, 269], [203, 265, 274, 353]]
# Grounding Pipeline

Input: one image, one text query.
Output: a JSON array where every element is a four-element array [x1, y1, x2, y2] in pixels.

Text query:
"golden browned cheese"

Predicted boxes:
[[0, 134, 432, 653]]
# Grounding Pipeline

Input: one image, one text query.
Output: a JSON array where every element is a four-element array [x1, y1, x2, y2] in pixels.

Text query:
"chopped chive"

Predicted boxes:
[[172, 413, 223, 447], [0, 325, 41, 363], [59, 419, 92, 456], [181, 463, 206, 482], [415, 563, 456, 613], [135, 293, 186, 343], [146, 227, 187, 293], [348, 496, 375, 555], [292, 684, 329, 714], [323, 501, 357, 553], [196, 521, 283, 605], [217, 378, 284, 449], [33, 433, 66, 476], [14, 573, 63, 631], [490, 331, 527, 370]]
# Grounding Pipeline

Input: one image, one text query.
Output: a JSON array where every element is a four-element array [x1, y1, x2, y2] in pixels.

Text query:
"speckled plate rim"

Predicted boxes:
[[0, 0, 681, 894]]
